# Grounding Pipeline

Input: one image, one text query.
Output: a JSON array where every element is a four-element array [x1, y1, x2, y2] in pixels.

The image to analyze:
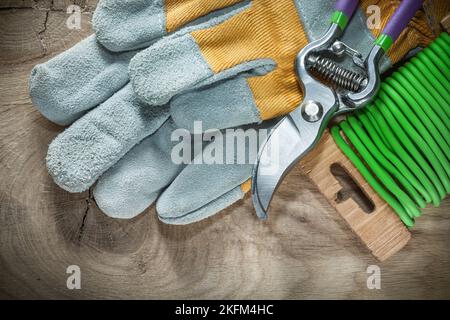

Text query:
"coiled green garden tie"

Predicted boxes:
[[331, 32, 450, 227]]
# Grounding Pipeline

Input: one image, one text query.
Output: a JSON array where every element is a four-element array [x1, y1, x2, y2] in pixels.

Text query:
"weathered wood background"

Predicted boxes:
[[0, 0, 449, 299]]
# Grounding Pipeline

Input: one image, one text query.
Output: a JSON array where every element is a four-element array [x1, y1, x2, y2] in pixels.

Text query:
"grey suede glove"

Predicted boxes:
[[29, 0, 269, 223]]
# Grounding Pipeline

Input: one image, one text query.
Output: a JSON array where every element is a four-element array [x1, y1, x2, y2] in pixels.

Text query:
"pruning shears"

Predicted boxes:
[[251, 0, 424, 219]]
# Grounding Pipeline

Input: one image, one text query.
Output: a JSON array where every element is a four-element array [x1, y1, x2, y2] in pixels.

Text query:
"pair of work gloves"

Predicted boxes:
[[29, 0, 439, 224]]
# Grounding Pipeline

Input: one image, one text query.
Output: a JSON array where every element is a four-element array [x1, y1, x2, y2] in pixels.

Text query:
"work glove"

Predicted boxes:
[[29, 0, 271, 223], [29, 0, 440, 224]]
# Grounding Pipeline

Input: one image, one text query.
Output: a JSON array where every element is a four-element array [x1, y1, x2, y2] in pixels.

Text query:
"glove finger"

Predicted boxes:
[[157, 160, 252, 225], [29, 35, 135, 125], [170, 76, 261, 132], [93, 0, 245, 52], [156, 121, 274, 224], [46, 84, 169, 192], [94, 119, 183, 219]]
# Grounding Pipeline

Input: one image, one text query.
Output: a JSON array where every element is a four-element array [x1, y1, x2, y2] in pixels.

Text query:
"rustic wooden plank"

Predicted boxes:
[[0, 2, 449, 299], [0, 0, 95, 64]]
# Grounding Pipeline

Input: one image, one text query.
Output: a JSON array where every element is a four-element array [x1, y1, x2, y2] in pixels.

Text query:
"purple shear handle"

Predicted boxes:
[[335, 0, 359, 19], [383, 0, 423, 41]]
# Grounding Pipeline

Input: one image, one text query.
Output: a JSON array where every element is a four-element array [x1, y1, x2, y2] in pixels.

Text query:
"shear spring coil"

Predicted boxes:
[[309, 55, 367, 92], [331, 32, 450, 227]]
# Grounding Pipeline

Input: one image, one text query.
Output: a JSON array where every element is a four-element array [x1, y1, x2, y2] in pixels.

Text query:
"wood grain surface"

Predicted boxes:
[[0, 1, 449, 299]]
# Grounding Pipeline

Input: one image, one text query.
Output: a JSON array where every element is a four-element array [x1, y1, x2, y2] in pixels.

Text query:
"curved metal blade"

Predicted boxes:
[[251, 22, 341, 219], [251, 107, 331, 219]]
